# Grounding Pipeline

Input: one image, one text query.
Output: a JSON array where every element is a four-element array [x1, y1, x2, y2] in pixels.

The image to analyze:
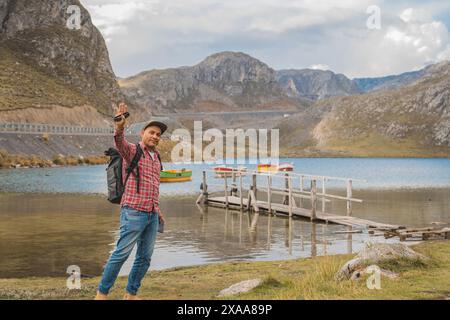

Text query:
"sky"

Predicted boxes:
[[80, 0, 450, 79]]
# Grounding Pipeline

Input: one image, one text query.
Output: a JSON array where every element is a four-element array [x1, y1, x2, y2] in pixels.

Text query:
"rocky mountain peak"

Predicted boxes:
[[0, 0, 123, 116], [119, 51, 303, 114], [276, 68, 361, 100], [194, 51, 276, 84], [422, 60, 450, 77]]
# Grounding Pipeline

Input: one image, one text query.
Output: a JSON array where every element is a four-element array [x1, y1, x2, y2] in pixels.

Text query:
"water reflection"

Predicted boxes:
[[227, 207, 353, 259], [1, 191, 448, 278]]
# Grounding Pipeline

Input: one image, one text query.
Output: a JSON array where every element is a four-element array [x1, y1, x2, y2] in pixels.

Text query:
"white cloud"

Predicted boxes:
[[438, 44, 450, 60], [80, 1, 450, 78], [399, 7, 432, 23], [83, 1, 153, 41], [382, 11, 449, 63]]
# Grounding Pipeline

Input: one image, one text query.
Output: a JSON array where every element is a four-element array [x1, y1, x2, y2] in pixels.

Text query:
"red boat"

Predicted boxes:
[[214, 166, 247, 177], [278, 163, 294, 172]]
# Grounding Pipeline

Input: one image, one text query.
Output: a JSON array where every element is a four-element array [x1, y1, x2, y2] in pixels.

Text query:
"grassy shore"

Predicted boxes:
[[0, 149, 108, 168], [0, 241, 448, 300], [0, 139, 179, 169]]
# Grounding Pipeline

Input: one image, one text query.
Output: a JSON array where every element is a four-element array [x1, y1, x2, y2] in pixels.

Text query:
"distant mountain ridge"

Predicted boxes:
[[276, 68, 361, 100], [119, 51, 306, 114], [121, 51, 443, 110], [354, 69, 425, 92]]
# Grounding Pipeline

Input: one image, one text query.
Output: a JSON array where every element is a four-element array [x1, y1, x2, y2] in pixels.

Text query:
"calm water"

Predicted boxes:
[[1, 158, 450, 194], [0, 158, 449, 278], [0, 189, 449, 278]]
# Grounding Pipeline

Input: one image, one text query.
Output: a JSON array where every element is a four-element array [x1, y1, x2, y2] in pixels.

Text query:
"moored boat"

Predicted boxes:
[[278, 162, 294, 172], [160, 169, 192, 182], [214, 165, 247, 177], [257, 163, 278, 172]]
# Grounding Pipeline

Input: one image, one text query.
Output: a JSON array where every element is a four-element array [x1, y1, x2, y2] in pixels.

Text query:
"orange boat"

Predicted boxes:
[[257, 163, 294, 172]]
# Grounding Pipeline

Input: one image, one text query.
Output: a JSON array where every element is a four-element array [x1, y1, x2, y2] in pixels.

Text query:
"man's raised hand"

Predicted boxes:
[[114, 102, 128, 130]]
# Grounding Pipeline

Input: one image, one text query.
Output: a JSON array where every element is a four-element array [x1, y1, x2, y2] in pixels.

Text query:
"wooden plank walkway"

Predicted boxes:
[[207, 196, 404, 230], [197, 170, 411, 233]]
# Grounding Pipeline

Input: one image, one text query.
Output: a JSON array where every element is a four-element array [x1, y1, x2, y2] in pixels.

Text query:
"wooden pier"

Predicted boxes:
[[197, 169, 406, 231]]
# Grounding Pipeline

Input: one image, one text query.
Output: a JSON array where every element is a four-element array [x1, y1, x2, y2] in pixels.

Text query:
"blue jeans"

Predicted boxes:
[[98, 205, 159, 295]]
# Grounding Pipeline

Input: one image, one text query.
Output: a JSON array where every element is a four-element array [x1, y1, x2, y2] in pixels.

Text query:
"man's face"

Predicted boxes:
[[140, 126, 162, 149]]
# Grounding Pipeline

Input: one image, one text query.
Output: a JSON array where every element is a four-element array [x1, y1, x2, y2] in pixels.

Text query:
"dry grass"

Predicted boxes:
[[279, 130, 450, 158], [0, 46, 89, 111], [0, 149, 52, 168], [0, 241, 448, 300]]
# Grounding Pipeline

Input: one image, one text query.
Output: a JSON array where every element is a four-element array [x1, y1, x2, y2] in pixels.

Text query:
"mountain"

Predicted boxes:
[[276, 69, 361, 100], [0, 0, 131, 126], [354, 69, 426, 93], [278, 60, 450, 157], [119, 51, 307, 114]]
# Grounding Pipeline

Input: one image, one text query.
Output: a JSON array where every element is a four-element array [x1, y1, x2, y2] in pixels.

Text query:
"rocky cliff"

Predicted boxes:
[[0, 0, 133, 125], [276, 69, 361, 100]]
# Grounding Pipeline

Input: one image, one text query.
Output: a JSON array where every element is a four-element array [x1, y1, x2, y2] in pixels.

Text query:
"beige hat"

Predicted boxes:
[[143, 120, 168, 134]]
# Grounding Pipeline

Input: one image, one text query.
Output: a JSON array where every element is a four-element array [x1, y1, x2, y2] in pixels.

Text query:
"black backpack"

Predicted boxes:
[[104, 144, 163, 204]]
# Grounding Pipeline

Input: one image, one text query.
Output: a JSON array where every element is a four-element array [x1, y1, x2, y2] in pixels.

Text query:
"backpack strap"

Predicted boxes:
[[124, 143, 143, 193], [157, 152, 163, 171]]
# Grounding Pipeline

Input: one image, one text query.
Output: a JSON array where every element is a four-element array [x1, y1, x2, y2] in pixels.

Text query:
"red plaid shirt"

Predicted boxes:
[[114, 128, 161, 214]]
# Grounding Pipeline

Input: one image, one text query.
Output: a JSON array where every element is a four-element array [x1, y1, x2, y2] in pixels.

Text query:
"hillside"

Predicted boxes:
[[354, 68, 427, 93], [0, 0, 139, 125], [278, 61, 450, 157]]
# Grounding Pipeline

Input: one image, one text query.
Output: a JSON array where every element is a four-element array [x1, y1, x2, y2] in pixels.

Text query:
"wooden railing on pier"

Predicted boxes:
[[197, 169, 404, 230]]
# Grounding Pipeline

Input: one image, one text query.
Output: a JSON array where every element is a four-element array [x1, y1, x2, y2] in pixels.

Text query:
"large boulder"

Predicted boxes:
[[336, 243, 429, 281]]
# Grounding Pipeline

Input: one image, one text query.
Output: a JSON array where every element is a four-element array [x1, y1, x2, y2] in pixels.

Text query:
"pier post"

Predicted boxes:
[[232, 171, 236, 196], [203, 170, 208, 193], [346, 179, 352, 216], [311, 179, 317, 221], [288, 176, 293, 217], [239, 172, 243, 210], [300, 175, 304, 208], [322, 177, 326, 213], [197, 170, 209, 204], [252, 174, 257, 202], [283, 173, 289, 205], [224, 174, 229, 207], [267, 175, 272, 215]]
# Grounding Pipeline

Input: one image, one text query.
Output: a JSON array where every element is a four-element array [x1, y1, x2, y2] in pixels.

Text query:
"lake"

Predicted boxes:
[[0, 158, 449, 278], [1, 158, 450, 194]]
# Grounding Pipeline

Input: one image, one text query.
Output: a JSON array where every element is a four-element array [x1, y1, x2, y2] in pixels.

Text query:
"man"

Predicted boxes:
[[95, 102, 167, 300]]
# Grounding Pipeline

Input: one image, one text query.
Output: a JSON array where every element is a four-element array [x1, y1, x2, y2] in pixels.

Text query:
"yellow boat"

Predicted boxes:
[[257, 163, 278, 172], [160, 169, 192, 182]]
